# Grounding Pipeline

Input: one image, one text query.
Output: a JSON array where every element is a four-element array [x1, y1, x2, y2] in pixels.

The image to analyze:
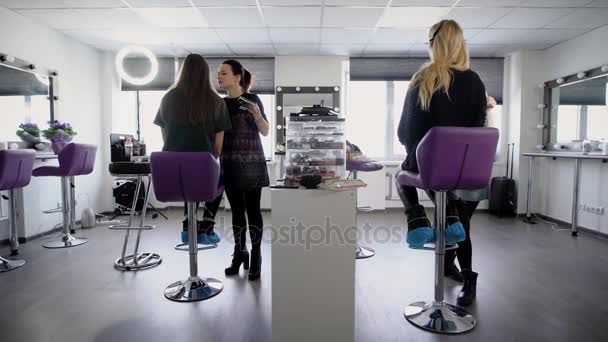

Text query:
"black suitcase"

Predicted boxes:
[[489, 143, 517, 217]]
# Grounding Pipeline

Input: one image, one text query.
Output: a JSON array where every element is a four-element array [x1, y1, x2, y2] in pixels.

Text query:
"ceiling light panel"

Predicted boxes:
[[377, 7, 450, 28], [262, 7, 322, 27]]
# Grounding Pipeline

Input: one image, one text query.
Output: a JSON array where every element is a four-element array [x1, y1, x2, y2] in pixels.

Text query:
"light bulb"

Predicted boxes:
[[556, 78, 565, 84], [577, 72, 586, 79]]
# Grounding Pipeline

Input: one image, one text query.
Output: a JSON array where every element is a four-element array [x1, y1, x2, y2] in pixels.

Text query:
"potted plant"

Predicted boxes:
[[42, 120, 77, 154], [16, 123, 42, 145]]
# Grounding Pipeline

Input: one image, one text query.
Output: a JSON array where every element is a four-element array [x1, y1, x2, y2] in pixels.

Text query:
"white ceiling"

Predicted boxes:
[[2, 0, 608, 57]]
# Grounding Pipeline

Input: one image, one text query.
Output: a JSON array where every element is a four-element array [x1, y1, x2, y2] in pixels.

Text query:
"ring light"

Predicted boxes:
[[115, 45, 158, 86]]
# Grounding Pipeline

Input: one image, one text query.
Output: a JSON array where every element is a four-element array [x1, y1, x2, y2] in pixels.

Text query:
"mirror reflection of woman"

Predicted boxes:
[[218, 60, 269, 281]]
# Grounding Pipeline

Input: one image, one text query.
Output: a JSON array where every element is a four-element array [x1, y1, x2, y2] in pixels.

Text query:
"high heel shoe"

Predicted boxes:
[[225, 250, 249, 276], [248, 248, 262, 281]]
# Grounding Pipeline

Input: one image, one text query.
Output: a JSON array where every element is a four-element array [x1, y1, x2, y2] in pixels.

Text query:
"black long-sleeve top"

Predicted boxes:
[[398, 69, 487, 172]]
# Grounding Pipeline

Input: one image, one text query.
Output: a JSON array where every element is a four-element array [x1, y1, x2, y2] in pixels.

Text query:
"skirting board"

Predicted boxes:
[[526, 213, 608, 239]]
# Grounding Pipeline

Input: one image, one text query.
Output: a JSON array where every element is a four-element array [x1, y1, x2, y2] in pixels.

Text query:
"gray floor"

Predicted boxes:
[[1, 208, 607, 342]]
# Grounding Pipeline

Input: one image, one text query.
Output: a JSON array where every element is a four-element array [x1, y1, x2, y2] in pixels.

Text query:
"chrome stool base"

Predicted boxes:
[[164, 276, 223, 302], [43, 234, 88, 249], [355, 244, 375, 259], [114, 253, 162, 271], [0, 257, 26, 272], [404, 301, 476, 334]]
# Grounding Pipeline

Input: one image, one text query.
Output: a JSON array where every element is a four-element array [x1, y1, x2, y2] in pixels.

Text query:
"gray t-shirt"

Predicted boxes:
[[154, 88, 231, 152]]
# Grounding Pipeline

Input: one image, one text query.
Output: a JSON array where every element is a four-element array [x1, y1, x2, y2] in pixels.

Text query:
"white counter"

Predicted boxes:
[[271, 188, 357, 342]]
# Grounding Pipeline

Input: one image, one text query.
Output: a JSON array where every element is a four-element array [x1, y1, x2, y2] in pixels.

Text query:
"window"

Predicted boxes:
[[556, 105, 580, 142], [346, 81, 387, 159], [138, 90, 166, 154], [0, 95, 49, 140], [117, 90, 275, 160], [586, 105, 608, 141], [257, 94, 275, 160], [346, 79, 503, 161]]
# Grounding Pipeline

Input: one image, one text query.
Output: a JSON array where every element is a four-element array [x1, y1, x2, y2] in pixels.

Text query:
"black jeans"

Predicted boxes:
[[225, 188, 263, 253], [182, 193, 223, 234], [396, 179, 478, 271]]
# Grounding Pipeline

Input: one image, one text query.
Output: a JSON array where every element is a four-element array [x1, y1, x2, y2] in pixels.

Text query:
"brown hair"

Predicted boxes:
[[222, 59, 253, 92], [163, 54, 224, 125]]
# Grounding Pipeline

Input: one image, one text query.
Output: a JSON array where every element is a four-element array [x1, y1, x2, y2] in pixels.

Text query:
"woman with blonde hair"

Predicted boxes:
[[396, 19, 487, 305]]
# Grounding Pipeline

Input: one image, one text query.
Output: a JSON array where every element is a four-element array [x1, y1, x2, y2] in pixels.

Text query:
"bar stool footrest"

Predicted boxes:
[[174, 243, 218, 251], [355, 244, 375, 259], [404, 301, 476, 334], [114, 252, 162, 271], [409, 243, 458, 251], [164, 276, 223, 302], [0, 257, 26, 272], [43, 207, 63, 214], [108, 225, 155, 230], [43, 234, 88, 249]]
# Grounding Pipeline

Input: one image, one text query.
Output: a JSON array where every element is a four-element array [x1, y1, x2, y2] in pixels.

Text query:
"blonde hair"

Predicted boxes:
[[411, 20, 470, 111]]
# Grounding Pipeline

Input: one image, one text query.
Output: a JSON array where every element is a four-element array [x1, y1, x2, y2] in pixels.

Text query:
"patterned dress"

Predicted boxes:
[[221, 93, 270, 190]]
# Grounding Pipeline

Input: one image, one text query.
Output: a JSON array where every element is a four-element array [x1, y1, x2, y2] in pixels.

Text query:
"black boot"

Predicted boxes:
[[225, 249, 249, 276], [457, 270, 478, 306], [444, 251, 464, 282], [248, 248, 262, 281]]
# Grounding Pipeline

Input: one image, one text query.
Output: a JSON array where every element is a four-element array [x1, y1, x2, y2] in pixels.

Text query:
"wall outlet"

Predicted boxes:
[[580, 204, 605, 215]]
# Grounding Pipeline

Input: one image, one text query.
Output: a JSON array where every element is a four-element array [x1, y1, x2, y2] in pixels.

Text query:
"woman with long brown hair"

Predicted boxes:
[[396, 20, 487, 305], [154, 53, 231, 245]]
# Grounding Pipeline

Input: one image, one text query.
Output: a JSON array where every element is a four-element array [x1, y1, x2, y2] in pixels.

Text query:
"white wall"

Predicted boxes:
[[509, 26, 608, 234], [0, 7, 108, 239]]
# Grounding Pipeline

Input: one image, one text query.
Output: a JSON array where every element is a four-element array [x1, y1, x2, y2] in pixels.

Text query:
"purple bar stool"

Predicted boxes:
[[32, 143, 97, 249], [0, 150, 35, 272], [346, 159, 383, 259], [151, 152, 224, 302], [397, 127, 498, 334]]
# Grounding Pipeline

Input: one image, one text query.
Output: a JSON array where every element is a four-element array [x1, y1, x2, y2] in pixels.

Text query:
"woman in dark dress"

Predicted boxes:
[[396, 20, 487, 305], [217, 59, 269, 281]]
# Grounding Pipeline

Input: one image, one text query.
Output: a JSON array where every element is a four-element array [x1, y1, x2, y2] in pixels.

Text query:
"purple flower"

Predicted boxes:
[[19, 123, 40, 130]]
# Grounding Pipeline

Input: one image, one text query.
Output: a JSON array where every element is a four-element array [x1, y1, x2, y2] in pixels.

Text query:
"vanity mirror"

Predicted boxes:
[[544, 64, 608, 151], [0, 55, 55, 145]]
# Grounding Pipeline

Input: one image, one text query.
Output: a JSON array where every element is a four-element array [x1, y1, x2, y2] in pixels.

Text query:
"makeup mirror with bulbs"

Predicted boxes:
[[544, 64, 608, 151], [0, 54, 56, 143]]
